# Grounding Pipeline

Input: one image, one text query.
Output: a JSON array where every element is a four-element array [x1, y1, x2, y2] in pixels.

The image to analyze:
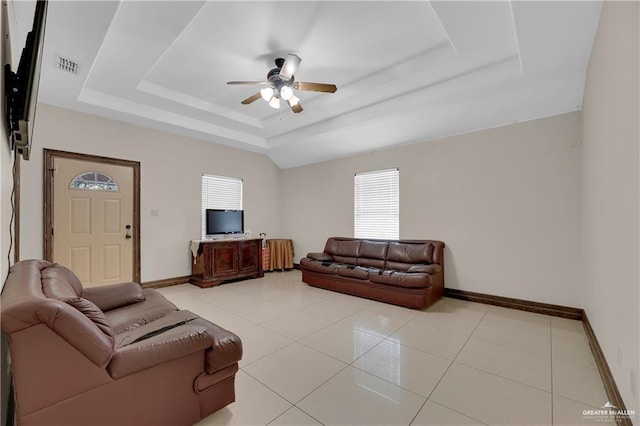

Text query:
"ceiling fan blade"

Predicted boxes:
[[279, 53, 301, 79], [227, 81, 269, 86], [295, 82, 337, 93], [288, 98, 303, 113], [241, 93, 262, 105]]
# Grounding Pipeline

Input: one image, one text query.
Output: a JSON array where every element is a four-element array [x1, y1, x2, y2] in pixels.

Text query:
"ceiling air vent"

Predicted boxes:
[[55, 54, 80, 75]]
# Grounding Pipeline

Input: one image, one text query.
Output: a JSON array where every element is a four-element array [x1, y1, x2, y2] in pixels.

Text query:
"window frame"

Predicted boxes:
[[354, 168, 399, 240]]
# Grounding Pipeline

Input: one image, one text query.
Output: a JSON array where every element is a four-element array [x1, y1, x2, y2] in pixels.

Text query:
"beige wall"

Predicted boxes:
[[282, 112, 583, 307], [19, 104, 282, 282], [581, 0, 639, 413]]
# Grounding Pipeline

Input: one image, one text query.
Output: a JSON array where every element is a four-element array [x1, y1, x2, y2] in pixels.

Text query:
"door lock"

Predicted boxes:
[[125, 224, 132, 239]]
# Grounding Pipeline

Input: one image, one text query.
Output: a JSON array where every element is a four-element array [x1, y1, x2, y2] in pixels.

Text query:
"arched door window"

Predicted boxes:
[[69, 172, 119, 191]]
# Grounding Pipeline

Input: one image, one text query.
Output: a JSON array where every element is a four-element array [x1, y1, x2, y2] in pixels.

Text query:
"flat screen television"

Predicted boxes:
[[5, 0, 48, 161], [206, 209, 244, 235]]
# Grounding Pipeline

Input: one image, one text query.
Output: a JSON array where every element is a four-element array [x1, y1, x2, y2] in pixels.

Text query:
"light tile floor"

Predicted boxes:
[[157, 270, 612, 426]]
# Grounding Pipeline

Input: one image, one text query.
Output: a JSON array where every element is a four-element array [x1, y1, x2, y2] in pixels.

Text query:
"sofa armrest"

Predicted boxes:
[[307, 252, 334, 262], [108, 325, 213, 379], [83, 282, 145, 312], [407, 264, 442, 274]]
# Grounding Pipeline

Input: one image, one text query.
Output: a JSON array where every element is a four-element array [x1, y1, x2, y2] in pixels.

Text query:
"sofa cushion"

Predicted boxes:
[[325, 239, 361, 258], [83, 282, 146, 312], [368, 271, 432, 289], [106, 289, 178, 334], [115, 310, 200, 347], [307, 252, 334, 262], [337, 265, 370, 280], [385, 243, 433, 271], [356, 241, 388, 268], [65, 297, 115, 342], [41, 264, 83, 300], [299, 258, 339, 275], [407, 264, 442, 274], [333, 255, 357, 264]]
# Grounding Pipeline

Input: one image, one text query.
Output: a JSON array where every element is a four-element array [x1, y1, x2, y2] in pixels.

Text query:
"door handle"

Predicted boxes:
[[125, 224, 132, 239]]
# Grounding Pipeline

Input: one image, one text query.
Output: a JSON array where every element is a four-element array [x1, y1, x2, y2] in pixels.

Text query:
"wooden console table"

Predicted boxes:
[[190, 238, 263, 288]]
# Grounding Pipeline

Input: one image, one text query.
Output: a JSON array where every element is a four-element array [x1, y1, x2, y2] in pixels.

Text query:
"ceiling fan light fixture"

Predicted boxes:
[[269, 96, 281, 109], [280, 85, 293, 100], [260, 87, 274, 102], [228, 54, 337, 113]]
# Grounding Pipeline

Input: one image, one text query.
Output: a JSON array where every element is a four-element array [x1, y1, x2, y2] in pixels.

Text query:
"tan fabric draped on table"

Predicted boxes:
[[266, 239, 294, 270]]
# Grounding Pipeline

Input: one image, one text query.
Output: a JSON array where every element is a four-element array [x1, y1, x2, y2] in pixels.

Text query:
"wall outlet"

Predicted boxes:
[[150, 209, 159, 217], [631, 369, 637, 398]]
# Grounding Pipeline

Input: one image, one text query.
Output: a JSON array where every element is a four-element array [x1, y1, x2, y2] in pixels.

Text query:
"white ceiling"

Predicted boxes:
[[11, 1, 602, 168]]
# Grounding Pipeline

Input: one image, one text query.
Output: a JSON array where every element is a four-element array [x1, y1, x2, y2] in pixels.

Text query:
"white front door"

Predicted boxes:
[[52, 157, 134, 287]]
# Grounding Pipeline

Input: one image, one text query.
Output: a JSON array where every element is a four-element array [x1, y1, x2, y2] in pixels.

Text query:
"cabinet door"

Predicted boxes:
[[211, 242, 238, 275], [238, 240, 260, 273]]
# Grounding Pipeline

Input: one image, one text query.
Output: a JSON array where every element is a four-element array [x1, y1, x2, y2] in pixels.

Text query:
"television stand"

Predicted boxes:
[[190, 239, 263, 288]]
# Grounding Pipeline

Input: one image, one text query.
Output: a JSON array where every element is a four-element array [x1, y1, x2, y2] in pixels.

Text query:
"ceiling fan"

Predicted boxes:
[[227, 54, 337, 114]]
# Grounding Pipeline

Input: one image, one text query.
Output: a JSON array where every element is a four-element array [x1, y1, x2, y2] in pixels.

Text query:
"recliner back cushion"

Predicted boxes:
[[357, 241, 388, 268], [41, 264, 83, 300], [385, 243, 433, 271]]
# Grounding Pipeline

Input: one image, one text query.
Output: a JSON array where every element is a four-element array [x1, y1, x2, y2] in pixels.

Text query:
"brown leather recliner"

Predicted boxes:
[[1, 260, 242, 426], [300, 237, 445, 309]]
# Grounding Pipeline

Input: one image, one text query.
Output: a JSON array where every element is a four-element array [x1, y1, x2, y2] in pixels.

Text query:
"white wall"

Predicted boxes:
[[0, 87, 10, 288], [1, 0, 14, 286], [19, 104, 282, 282], [282, 112, 583, 308], [581, 0, 639, 414], [1, 4, 14, 425]]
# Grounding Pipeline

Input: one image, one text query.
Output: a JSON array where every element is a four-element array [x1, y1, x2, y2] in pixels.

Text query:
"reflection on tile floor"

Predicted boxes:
[[157, 270, 609, 426]]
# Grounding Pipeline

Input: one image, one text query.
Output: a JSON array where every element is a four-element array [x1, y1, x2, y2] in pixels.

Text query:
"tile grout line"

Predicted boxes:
[[422, 400, 490, 426], [408, 305, 490, 425], [266, 405, 326, 426], [169, 277, 600, 425]]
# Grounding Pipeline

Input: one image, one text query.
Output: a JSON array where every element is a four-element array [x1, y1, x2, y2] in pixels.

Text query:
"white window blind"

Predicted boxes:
[[354, 168, 399, 239], [201, 174, 243, 238]]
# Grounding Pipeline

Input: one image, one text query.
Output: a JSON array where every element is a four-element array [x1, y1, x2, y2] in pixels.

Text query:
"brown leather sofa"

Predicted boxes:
[[300, 237, 445, 309], [1, 260, 242, 426]]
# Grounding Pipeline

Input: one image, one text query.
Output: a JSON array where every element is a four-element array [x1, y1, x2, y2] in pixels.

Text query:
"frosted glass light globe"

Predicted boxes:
[[280, 85, 293, 100], [260, 87, 274, 101]]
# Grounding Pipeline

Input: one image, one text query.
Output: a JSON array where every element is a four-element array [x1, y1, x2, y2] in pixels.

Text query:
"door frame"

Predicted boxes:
[[43, 149, 141, 283]]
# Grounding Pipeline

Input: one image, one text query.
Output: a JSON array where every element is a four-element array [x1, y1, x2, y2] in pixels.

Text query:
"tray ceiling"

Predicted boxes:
[[13, 1, 602, 168]]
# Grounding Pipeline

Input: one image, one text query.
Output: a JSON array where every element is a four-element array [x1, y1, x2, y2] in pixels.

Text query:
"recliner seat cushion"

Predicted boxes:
[[106, 289, 178, 334]]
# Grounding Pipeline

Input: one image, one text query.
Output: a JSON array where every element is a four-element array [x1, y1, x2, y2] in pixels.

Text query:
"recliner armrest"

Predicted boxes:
[[83, 282, 145, 312], [407, 264, 442, 274], [307, 252, 334, 262], [108, 325, 213, 379]]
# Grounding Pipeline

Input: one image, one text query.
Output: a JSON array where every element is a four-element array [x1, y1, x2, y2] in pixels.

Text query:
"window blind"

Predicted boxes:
[[354, 168, 399, 239], [201, 174, 243, 238]]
